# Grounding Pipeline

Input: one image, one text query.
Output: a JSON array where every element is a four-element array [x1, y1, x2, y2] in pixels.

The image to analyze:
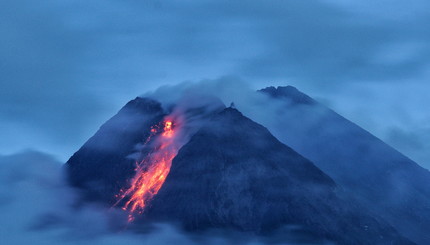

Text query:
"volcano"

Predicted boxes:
[[66, 88, 423, 245]]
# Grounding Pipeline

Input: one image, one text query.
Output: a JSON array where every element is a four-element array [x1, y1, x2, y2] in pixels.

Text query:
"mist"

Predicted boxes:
[[0, 151, 195, 245]]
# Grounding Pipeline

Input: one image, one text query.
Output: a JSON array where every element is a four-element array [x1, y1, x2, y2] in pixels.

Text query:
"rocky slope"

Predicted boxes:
[[145, 107, 412, 245], [67, 97, 165, 203], [66, 97, 414, 244], [260, 86, 430, 245]]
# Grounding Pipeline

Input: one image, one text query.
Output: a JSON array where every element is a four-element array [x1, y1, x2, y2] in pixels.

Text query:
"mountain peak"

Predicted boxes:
[[124, 97, 163, 114], [219, 106, 244, 117], [259, 86, 315, 105]]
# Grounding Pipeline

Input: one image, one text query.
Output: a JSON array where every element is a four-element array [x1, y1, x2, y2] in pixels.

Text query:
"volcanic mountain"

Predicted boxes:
[[66, 90, 418, 245]]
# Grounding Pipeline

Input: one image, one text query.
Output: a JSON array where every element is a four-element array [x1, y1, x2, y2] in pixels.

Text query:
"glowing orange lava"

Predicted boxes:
[[115, 120, 179, 222], [163, 121, 173, 137]]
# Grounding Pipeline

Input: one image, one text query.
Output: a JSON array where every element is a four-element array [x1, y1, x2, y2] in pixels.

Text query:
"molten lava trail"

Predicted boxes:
[[114, 119, 179, 222]]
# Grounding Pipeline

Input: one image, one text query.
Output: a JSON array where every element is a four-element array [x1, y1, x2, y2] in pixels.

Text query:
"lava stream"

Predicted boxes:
[[115, 119, 179, 222]]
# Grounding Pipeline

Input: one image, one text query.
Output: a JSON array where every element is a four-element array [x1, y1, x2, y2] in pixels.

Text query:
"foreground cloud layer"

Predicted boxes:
[[2, 151, 330, 245], [0, 151, 214, 245]]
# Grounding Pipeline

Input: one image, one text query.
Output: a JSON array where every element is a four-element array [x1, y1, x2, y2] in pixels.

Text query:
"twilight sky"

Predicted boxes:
[[1, 0, 429, 168]]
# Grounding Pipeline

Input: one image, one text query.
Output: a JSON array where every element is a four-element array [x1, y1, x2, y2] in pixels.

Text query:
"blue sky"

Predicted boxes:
[[1, 0, 429, 167]]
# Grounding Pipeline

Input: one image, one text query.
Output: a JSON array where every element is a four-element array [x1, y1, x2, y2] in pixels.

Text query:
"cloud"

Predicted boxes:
[[1, 0, 429, 166], [0, 151, 210, 244], [0, 0, 110, 158]]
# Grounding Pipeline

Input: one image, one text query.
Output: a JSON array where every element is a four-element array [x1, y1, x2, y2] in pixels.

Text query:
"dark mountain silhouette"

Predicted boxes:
[[145, 107, 411, 245], [66, 97, 414, 245], [260, 86, 430, 245]]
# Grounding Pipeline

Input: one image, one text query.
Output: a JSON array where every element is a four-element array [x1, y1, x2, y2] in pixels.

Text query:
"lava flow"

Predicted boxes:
[[114, 119, 179, 222]]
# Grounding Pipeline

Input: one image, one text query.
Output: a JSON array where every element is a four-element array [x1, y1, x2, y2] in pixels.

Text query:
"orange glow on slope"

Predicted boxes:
[[115, 119, 180, 222]]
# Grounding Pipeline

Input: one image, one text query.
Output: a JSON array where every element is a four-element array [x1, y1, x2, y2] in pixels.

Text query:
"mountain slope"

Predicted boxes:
[[145, 107, 412, 245], [66, 97, 165, 203], [260, 86, 430, 245], [65, 95, 415, 244]]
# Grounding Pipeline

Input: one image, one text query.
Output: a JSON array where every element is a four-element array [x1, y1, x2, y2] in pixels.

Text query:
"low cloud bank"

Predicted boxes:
[[1, 150, 327, 245]]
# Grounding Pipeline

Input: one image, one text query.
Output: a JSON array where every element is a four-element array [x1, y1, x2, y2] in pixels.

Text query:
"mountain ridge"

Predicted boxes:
[[260, 85, 430, 245], [144, 106, 412, 245], [65, 87, 426, 244]]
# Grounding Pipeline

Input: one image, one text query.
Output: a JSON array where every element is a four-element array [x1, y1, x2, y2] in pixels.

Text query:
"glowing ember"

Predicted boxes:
[[114, 119, 180, 222]]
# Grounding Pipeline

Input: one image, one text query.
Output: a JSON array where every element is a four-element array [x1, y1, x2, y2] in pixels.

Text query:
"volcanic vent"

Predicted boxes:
[[66, 96, 414, 245]]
